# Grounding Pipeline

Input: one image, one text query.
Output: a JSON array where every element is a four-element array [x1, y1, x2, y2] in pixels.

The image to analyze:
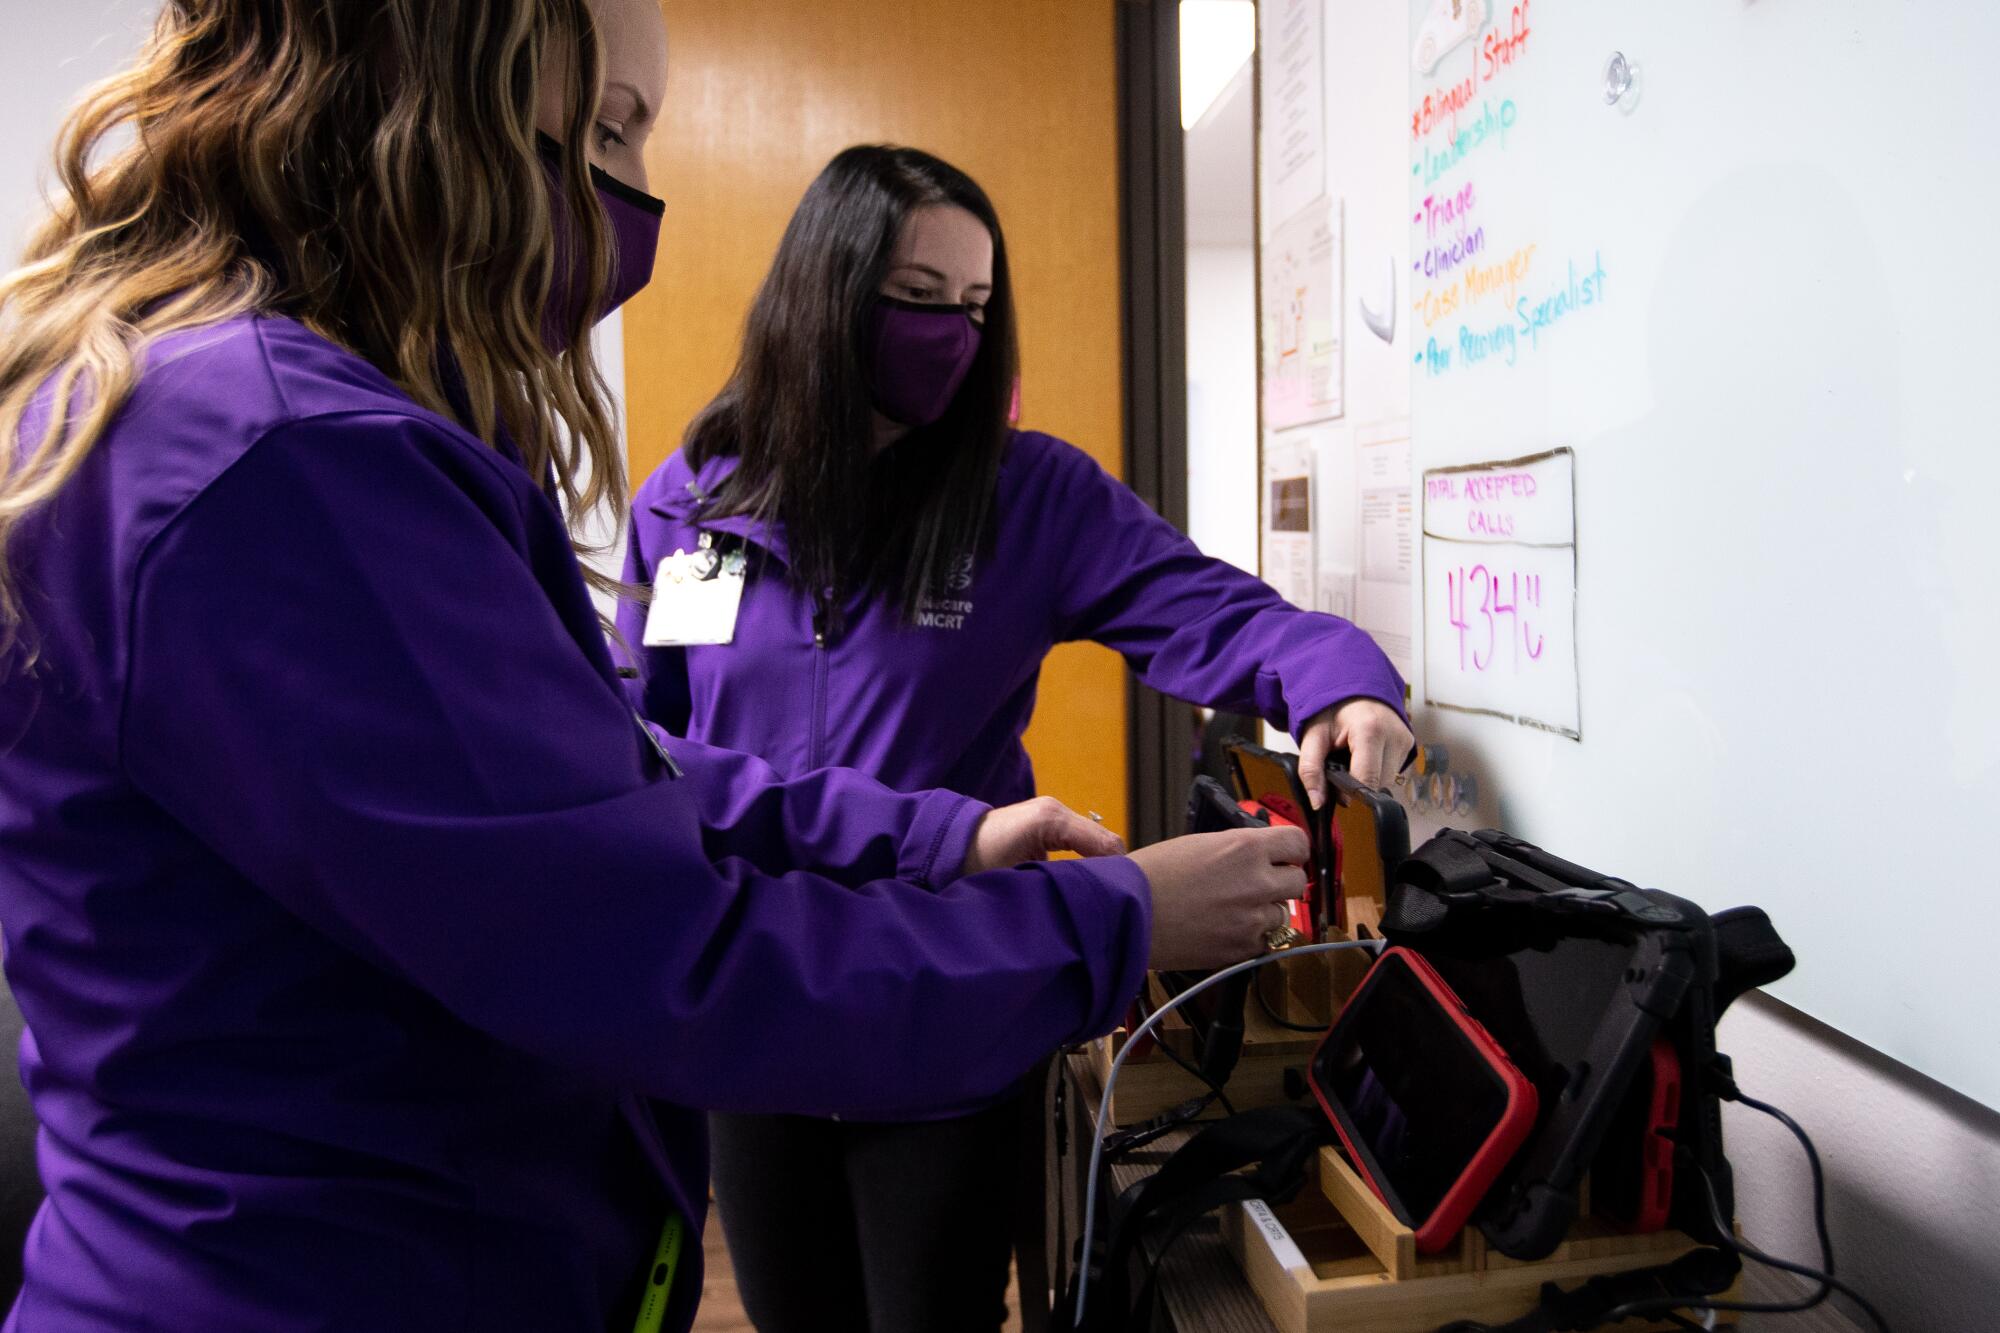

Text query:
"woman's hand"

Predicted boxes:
[[961, 796, 1127, 876], [1129, 825, 1311, 970], [1299, 697, 1414, 806]]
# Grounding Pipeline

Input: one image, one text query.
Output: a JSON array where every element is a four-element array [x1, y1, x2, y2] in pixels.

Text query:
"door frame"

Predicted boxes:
[[1117, 0, 1194, 850]]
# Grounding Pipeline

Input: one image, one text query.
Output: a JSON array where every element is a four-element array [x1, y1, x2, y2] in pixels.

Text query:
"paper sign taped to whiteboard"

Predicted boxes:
[[1422, 449, 1579, 738], [1423, 450, 1573, 546]]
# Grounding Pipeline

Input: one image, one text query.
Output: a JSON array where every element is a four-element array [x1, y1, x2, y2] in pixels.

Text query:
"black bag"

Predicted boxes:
[[1067, 822, 1793, 1332], [1058, 1106, 1329, 1333], [1385, 829, 1794, 1260]]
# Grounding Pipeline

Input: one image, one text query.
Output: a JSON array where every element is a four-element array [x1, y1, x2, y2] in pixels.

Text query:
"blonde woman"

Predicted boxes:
[[0, 2, 1309, 1329]]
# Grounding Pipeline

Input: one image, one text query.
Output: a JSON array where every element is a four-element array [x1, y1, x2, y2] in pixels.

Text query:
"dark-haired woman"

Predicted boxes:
[[620, 146, 1415, 1332], [0, 3, 1317, 1330]]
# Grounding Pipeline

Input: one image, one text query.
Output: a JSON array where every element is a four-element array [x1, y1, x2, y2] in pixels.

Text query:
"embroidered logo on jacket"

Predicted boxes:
[[915, 596, 973, 631], [916, 556, 977, 630]]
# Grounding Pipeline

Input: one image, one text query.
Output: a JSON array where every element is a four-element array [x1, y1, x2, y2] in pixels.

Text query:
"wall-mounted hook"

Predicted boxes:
[[1603, 50, 1635, 107], [1359, 257, 1397, 345]]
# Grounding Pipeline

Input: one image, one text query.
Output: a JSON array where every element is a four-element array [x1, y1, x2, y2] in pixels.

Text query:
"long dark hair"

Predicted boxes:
[[685, 145, 1019, 622]]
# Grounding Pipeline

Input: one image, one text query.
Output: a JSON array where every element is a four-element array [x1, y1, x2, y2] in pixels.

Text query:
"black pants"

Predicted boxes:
[[709, 1092, 1026, 1333]]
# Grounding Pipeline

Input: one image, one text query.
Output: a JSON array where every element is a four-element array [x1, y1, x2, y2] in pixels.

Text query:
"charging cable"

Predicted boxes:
[[1596, 1079, 1891, 1332], [1443, 1072, 1891, 1331], [1071, 937, 1383, 1325]]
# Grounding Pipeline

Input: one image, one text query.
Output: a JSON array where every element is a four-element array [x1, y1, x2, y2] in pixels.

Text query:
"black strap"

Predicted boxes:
[[1395, 828, 1498, 896], [1102, 1095, 1214, 1158], [1111, 1105, 1326, 1234], [1392, 833, 1800, 1007], [1709, 906, 1795, 1016], [1432, 1246, 1741, 1333], [1070, 1106, 1329, 1331], [1385, 831, 1560, 940]]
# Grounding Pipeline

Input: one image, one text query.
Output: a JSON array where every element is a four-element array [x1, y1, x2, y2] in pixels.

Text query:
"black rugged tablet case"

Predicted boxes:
[[1383, 829, 1703, 1260]]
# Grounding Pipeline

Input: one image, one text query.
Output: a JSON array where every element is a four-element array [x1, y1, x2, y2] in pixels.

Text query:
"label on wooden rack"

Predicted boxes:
[[1240, 1199, 1312, 1274]]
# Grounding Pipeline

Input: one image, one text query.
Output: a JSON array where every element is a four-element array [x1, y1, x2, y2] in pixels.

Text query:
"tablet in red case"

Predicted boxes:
[[1225, 742, 1321, 938], [1309, 947, 1538, 1253]]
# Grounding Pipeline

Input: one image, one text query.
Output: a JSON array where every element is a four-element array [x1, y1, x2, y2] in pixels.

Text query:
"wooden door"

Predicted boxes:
[[623, 0, 1130, 830]]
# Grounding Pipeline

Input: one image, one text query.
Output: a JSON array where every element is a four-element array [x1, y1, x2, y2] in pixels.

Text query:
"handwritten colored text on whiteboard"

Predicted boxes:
[[1411, 2, 1532, 140], [1442, 563, 1549, 673], [1422, 544, 1577, 738], [1415, 242, 1536, 320], [1422, 449, 1572, 545], [1417, 253, 1606, 377], [1426, 470, 1539, 539], [1408, 1, 1607, 379], [1416, 99, 1515, 186]]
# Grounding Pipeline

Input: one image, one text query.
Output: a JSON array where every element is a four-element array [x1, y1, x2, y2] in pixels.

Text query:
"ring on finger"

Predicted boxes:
[[1263, 905, 1302, 952]]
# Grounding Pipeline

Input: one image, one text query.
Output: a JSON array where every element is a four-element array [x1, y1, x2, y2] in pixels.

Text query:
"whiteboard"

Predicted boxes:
[[1399, 0, 2000, 1107]]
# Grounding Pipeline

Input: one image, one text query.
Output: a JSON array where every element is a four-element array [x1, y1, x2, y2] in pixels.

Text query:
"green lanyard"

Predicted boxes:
[[629, 1214, 686, 1333]]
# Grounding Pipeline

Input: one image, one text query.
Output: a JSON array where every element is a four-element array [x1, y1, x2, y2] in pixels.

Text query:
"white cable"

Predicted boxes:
[[1071, 937, 1384, 1325]]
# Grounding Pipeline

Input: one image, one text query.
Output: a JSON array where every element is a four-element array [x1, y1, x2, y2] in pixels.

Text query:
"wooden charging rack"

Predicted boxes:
[[1220, 1145, 1739, 1333], [1094, 938, 1742, 1332]]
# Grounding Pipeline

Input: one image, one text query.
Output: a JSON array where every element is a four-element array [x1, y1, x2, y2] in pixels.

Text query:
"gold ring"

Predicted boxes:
[[1264, 907, 1303, 950]]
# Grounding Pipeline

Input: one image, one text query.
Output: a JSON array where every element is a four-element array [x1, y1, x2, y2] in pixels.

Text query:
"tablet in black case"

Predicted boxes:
[[1383, 829, 1701, 1260]]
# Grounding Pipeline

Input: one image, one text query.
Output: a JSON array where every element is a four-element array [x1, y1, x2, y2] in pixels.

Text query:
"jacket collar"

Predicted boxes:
[[648, 450, 792, 566]]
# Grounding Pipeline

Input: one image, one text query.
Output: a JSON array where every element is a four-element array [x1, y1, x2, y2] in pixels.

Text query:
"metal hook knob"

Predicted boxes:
[[1603, 50, 1634, 106]]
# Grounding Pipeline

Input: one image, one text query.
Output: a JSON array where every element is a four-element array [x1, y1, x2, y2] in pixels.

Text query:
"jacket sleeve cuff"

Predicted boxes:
[[899, 789, 991, 888], [1039, 856, 1154, 1041], [1286, 657, 1412, 743]]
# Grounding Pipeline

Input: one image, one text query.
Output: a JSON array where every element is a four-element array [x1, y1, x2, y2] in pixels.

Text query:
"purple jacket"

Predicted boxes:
[[0, 316, 1151, 1332], [620, 433, 1407, 806]]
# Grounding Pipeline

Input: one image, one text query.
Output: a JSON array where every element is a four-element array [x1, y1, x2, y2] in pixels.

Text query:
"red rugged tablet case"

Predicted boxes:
[[1309, 947, 1539, 1253]]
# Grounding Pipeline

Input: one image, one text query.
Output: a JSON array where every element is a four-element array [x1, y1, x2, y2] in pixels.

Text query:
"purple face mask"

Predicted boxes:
[[868, 295, 983, 428], [537, 132, 664, 350]]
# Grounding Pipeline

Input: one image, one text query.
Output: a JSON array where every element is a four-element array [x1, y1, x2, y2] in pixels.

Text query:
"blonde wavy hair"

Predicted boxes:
[[0, 0, 628, 644]]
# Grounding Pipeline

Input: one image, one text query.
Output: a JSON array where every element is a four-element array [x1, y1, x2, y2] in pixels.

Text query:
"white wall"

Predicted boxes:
[[1183, 45, 1258, 578], [1720, 994, 2000, 1331], [0, 0, 157, 263], [1184, 245, 1257, 576]]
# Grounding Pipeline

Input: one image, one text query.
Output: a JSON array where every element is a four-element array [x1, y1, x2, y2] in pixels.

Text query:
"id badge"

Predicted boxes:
[[643, 541, 746, 647]]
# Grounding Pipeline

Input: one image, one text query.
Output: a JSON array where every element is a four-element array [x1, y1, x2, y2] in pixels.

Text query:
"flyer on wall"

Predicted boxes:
[[1260, 432, 1319, 611], [1258, 0, 1327, 234], [1356, 422, 1414, 677], [1261, 198, 1345, 430]]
